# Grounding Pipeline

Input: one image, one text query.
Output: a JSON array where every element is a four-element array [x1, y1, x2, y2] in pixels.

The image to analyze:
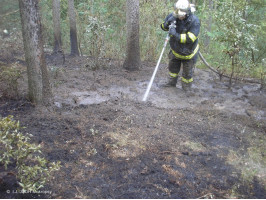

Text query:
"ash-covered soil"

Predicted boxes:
[[0, 55, 265, 198]]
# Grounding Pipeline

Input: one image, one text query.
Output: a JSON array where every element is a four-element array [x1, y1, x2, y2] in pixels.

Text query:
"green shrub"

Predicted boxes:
[[0, 116, 61, 192], [0, 64, 22, 98]]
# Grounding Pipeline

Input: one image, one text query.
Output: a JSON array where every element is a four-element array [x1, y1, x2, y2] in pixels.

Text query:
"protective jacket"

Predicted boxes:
[[161, 12, 200, 60]]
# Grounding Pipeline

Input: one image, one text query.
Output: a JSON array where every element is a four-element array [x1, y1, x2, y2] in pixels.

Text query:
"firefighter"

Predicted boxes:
[[161, 0, 200, 92]]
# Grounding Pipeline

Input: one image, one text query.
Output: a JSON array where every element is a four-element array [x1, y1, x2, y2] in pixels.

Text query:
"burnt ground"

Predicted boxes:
[[0, 55, 265, 199]]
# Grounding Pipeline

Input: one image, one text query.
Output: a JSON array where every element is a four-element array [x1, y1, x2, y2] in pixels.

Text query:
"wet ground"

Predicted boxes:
[[0, 55, 265, 198]]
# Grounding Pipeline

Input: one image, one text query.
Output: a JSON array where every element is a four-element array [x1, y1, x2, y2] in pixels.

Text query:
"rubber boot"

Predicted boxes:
[[182, 82, 195, 97], [182, 82, 192, 92], [162, 77, 178, 87]]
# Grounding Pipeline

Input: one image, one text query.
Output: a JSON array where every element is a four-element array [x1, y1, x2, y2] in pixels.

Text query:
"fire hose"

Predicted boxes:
[[142, 22, 176, 102]]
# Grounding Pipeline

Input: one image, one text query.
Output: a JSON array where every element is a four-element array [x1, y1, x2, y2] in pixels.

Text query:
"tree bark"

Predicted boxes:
[[18, 0, 52, 105], [68, 0, 79, 56], [123, 0, 141, 71], [52, 0, 63, 54]]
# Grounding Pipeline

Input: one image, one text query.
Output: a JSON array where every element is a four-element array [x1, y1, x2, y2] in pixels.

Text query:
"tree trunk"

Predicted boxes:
[[123, 0, 141, 71], [68, 0, 79, 56], [52, 0, 63, 54], [229, 55, 235, 88], [18, 0, 52, 105]]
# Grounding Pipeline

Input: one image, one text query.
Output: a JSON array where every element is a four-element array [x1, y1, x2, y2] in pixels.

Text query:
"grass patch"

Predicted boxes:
[[183, 141, 206, 152], [226, 130, 266, 197]]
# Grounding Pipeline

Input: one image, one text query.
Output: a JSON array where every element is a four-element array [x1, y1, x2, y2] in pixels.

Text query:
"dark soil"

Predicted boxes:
[[0, 55, 265, 199]]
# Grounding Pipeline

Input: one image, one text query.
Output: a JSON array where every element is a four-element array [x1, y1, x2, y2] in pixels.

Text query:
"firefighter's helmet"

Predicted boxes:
[[173, 0, 191, 18]]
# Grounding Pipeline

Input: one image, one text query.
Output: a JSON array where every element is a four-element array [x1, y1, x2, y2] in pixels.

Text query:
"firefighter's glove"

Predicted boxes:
[[167, 16, 176, 25], [164, 16, 176, 29], [169, 26, 180, 40]]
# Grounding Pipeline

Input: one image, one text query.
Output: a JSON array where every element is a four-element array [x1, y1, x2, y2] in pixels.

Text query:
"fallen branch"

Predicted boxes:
[[197, 193, 214, 199], [199, 51, 262, 85], [0, 9, 19, 18]]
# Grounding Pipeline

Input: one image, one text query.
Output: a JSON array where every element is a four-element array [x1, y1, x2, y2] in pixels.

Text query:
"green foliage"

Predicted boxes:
[[140, 0, 174, 62], [212, 0, 261, 83], [40, 1, 55, 48], [80, 16, 109, 56], [0, 0, 20, 30], [3, 0, 265, 80], [0, 116, 61, 192], [76, 0, 127, 59], [197, 0, 265, 82], [0, 64, 22, 98]]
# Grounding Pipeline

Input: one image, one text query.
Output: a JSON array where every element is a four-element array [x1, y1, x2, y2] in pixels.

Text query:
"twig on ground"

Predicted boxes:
[[197, 193, 214, 199]]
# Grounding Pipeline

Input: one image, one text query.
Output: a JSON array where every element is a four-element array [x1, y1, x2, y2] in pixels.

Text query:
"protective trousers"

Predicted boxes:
[[168, 51, 198, 91]]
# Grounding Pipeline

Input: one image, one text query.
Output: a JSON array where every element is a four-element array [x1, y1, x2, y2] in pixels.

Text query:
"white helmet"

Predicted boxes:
[[173, 0, 191, 18]]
